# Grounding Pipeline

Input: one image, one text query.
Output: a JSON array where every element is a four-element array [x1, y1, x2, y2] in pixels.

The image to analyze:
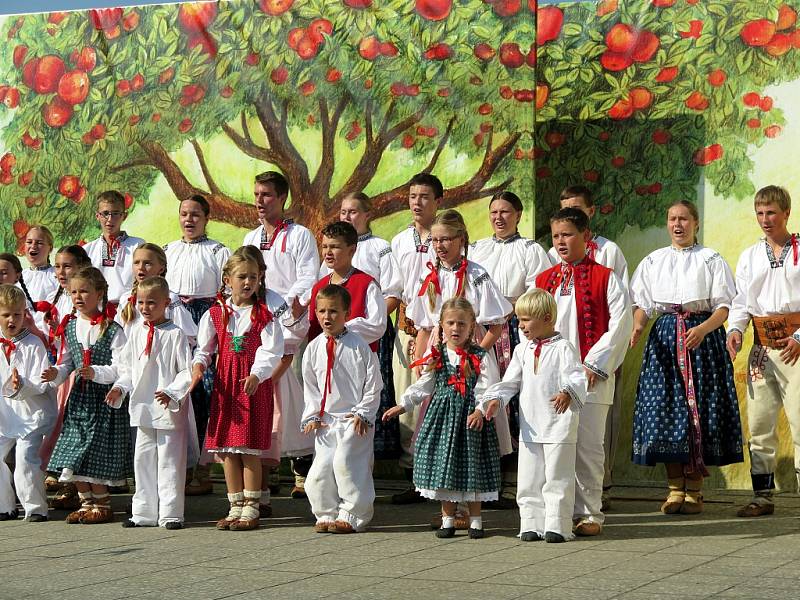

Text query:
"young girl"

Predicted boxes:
[[335, 192, 404, 460], [384, 297, 501, 539], [42, 267, 131, 524], [117, 243, 197, 344], [165, 194, 231, 495], [22, 226, 58, 324], [191, 253, 284, 531]]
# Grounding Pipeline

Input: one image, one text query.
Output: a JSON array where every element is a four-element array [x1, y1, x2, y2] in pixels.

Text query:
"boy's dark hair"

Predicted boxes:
[[550, 207, 590, 233], [97, 190, 126, 211], [317, 283, 351, 312], [322, 221, 358, 247], [255, 171, 289, 198], [560, 185, 593, 207], [408, 172, 444, 199], [182, 194, 211, 217]]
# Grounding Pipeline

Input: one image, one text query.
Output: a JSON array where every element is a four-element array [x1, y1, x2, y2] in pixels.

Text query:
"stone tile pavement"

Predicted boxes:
[[2, 481, 799, 600]]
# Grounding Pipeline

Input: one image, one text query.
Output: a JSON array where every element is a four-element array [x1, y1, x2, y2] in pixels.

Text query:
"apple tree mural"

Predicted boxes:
[[0, 0, 534, 252], [533, 0, 800, 241]]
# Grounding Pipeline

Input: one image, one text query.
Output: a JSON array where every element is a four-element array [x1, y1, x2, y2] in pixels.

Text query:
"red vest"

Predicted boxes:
[[535, 257, 612, 361], [308, 269, 378, 352]]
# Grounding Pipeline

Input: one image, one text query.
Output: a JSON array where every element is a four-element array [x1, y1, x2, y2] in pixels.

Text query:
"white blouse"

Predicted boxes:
[[22, 266, 58, 305], [164, 237, 230, 299], [631, 244, 735, 317], [52, 317, 128, 386], [319, 232, 403, 302], [470, 234, 553, 302], [83, 233, 146, 304]]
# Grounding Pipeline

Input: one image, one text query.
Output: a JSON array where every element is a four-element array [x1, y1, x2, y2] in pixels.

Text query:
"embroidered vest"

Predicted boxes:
[[308, 269, 378, 352]]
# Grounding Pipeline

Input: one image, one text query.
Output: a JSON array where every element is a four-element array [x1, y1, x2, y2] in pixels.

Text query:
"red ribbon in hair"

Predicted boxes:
[[418, 261, 441, 297], [36, 301, 60, 349], [216, 292, 234, 351], [586, 239, 599, 261], [319, 336, 336, 418], [143, 321, 155, 356], [0, 338, 16, 362], [127, 293, 137, 311], [267, 220, 290, 253], [251, 299, 274, 328], [447, 347, 482, 397], [453, 259, 468, 297], [409, 346, 442, 370]]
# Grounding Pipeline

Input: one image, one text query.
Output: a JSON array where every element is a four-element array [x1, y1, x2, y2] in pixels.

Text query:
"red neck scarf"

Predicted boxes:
[[0, 337, 16, 362], [319, 335, 336, 417], [447, 346, 481, 397], [143, 321, 155, 356], [418, 261, 441, 297], [266, 220, 289, 253]]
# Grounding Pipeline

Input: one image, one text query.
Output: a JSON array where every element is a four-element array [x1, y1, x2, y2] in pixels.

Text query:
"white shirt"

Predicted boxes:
[[550, 234, 629, 289], [83, 233, 145, 304], [470, 234, 553, 302], [484, 335, 585, 444], [92, 321, 193, 429], [115, 289, 199, 346], [406, 259, 513, 329], [301, 329, 383, 427], [631, 245, 735, 318], [193, 293, 284, 384], [319, 232, 403, 301], [728, 236, 800, 337], [390, 224, 437, 305], [243, 221, 320, 306], [52, 317, 128, 386], [0, 330, 57, 437], [398, 346, 499, 414], [164, 237, 231, 299], [22, 266, 58, 305]]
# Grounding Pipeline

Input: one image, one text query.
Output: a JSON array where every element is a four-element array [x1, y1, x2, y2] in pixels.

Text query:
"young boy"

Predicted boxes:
[[302, 284, 383, 533], [553, 185, 629, 510], [0, 285, 56, 522], [536, 208, 631, 536], [389, 172, 440, 504], [83, 191, 145, 307], [728, 185, 800, 517], [243, 171, 319, 498], [97, 277, 193, 529], [306, 221, 387, 349], [484, 289, 586, 542]]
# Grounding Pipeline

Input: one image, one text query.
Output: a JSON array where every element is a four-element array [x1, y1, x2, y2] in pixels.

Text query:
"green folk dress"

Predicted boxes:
[[405, 344, 501, 502], [48, 319, 133, 485]]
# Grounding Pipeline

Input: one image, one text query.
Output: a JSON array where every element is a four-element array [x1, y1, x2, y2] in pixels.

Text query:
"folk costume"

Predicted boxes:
[[94, 321, 194, 527], [398, 344, 501, 502], [484, 334, 586, 540], [728, 235, 800, 509], [23, 265, 58, 331], [0, 330, 57, 520], [535, 257, 631, 528], [84, 232, 145, 305], [302, 328, 383, 531], [116, 288, 198, 346]]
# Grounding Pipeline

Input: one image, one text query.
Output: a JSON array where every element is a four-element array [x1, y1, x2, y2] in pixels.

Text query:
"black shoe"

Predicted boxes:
[[121, 519, 140, 528], [468, 527, 485, 539], [520, 531, 542, 542], [544, 531, 566, 543], [290, 486, 307, 499], [259, 503, 273, 518], [0, 510, 19, 521], [391, 487, 426, 505], [164, 521, 183, 530], [109, 484, 130, 494], [483, 496, 517, 510], [25, 514, 48, 523], [435, 526, 456, 538]]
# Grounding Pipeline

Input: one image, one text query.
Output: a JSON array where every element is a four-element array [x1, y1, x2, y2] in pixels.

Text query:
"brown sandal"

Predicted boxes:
[[65, 495, 94, 524], [80, 496, 113, 524], [229, 498, 260, 531], [737, 501, 774, 518], [50, 483, 81, 511], [661, 490, 685, 514], [330, 520, 355, 534]]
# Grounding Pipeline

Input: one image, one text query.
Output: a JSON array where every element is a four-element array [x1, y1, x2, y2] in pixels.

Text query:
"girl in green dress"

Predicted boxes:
[[384, 297, 501, 539]]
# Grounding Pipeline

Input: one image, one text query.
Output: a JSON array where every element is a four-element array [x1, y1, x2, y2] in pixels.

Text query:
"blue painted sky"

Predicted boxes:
[[0, 1, 181, 16]]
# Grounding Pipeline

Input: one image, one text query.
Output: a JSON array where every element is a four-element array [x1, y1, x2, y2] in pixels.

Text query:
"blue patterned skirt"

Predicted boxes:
[[632, 313, 743, 467], [374, 318, 401, 460]]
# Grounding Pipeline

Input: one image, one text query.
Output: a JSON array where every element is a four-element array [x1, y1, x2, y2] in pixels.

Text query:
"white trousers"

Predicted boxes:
[[517, 441, 576, 539], [279, 368, 314, 458], [747, 346, 800, 490], [131, 425, 188, 526], [306, 418, 375, 531], [574, 401, 610, 524], [0, 430, 47, 517]]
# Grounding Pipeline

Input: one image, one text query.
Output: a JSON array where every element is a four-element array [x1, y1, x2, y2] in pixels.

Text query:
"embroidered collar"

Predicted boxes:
[[358, 231, 373, 243], [10, 329, 30, 344], [146, 319, 173, 330], [104, 231, 128, 244], [763, 235, 795, 268], [181, 234, 209, 244], [670, 243, 698, 253], [440, 258, 467, 272], [325, 327, 348, 341], [492, 232, 521, 244], [530, 333, 561, 346], [329, 267, 355, 285], [410, 224, 432, 249], [28, 264, 52, 271]]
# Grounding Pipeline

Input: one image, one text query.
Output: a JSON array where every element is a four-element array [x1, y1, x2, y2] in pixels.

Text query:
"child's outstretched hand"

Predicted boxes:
[[240, 374, 260, 396], [551, 391, 571, 414], [467, 409, 484, 431], [41, 366, 58, 383], [154, 391, 171, 407], [303, 420, 324, 434], [483, 399, 500, 421], [77, 366, 94, 380], [347, 414, 367, 436], [189, 363, 205, 392], [583, 368, 598, 391], [11, 368, 20, 392], [382, 405, 406, 422], [105, 387, 123, 407]]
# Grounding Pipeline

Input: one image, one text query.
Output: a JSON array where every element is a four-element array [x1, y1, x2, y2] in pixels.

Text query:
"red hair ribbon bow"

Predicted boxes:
[[409, 346, 442, 370], [418, 261, 441, 297], [447, 347, 481, 397], [251, 300, 274, 327], [453, 259, 468, 297]]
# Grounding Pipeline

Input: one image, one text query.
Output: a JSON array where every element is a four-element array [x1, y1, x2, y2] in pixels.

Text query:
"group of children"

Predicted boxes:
[[1, 174, 798, 544]]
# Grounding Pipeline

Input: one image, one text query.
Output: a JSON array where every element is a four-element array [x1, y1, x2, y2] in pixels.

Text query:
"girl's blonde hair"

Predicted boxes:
[[342, 191, 373, 213], [26, 225, 55, 254], [121, 243, 168, 325], [515, 289, 557, 323], [427, 209, 469, 310], [232, 245, 267, 304], [137, 276, 171, 299], [0, 283, 27, 310], [72, 266, 111, 338], [436, 297, 478, 378]]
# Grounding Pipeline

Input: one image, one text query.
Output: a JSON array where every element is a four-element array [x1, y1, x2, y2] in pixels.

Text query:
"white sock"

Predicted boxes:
[[442, 516, 455, 528], [470, 516, 483, 530]]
